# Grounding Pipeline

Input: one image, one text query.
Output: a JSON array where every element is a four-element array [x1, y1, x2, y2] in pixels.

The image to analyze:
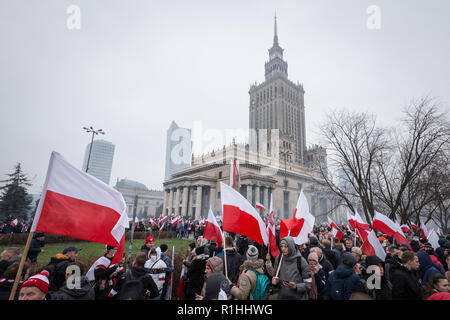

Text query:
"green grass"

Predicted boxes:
[[0, 238, 192, 270]]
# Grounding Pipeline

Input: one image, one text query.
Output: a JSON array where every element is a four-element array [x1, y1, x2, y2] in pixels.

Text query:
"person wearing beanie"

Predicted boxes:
[[203, 273, 230, 300], [266, 237, 312, 300], [229, 245, 267, 300], [353, 255, 392, 300], [18, 270, 50, 300], [185, 245, 209, 300], [141, 236, 155, 257], [323, 252, 360, 300], [307, 252, 326, 300], [196, 256, 225, 299]]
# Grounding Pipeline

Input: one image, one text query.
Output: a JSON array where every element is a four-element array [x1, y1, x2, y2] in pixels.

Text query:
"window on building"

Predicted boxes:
[[219, 171, 222, 179]]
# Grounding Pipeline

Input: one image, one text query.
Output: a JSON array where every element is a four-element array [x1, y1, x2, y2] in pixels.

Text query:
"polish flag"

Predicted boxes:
[[347, 210, 357, 229], [229, 159, 240, 189], [176, 266, 185, 298], [255, 202, 266, 212], [280, 190, 315, 246], [347, 209, 370, 241], [420, 220, 429, 240], [372, 211, 411, 249], [171, 216, 181, 227], [203, 208, 224, 247], [411, 223, 420, 230], [427, 229, 440, 250], [159, 221, 166, 232], [150, 218, 156, 228], [361, 230, 386, 261], [328, 217, 343, 241], [31, 152, 128, 265], [159, 216, 169, 224], [400, 224, 410, 233], [267, 195, 280, 258], [10, 219, 18, 227], [221, 182, 268, 245]]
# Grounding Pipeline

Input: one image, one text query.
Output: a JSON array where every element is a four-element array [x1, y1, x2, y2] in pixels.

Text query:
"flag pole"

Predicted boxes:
[[126, 194, 138, 269], [223, 230, 228, 280], [275, 230, 290, 278], [9, 231, 34, 300]]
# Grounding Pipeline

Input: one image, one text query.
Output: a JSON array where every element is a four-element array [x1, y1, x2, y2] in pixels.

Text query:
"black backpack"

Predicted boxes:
[[118, 270, 146, 300]]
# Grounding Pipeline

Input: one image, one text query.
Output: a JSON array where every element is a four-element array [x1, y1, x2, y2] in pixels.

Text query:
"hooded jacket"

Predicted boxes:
[[436, 239, 449, 271], [390, 259, 422, 300], [185, 252, 209, 300], [144, 247, 168, 293], [353, 255, 392, 300], [108, 266, 159, 300], [50, 276, 95, 300], [324, 264, 360, 300], [272, 237, 312, 300], [230, 259, 265, 300], [417, 251, 442, 287], [43, 253, 72, 292], [200, 256, 224, 297], [221, 247, 244, 285]]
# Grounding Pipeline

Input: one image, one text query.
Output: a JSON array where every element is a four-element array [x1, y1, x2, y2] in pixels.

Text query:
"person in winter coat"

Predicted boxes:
[[140, 236, 155, 258], [50, 262, 94, 300], [417, 251, 443, 287], [229, 245, 266, 300], [18, 270, 50, 300], [353, 255, 392, 300], [436, 239, 449, 271], [321, 239, 339, 270], [204, 273, 230, 300], [43, 246, 82, 293], [0, 261, 31, 300], [0, 247, 21, 278], [390, 250, 422, 300], [144, 246, 168, 300], [86, 245, 123, 300], [323, 252, 360, 300], [109, 252, 159, 300], [332, 237, 344, 265], [310, 247, 334, 282], [196, 256, 225, 299], [159, 244, 174, 300], [307, 252, 326, 300], [267, 236, 312, 300], [185, 245, 208, 300], [221, 236, 244, 285], [422, 274, 449, 300], [27, 232, 45, 263]]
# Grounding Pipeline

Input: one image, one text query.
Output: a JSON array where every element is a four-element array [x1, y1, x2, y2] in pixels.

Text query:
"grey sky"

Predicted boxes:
[[1, 0, 449, 194]]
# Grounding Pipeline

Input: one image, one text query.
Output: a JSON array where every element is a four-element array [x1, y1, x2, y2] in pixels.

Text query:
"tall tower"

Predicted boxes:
[[249, 16, 307, 164], [82, 139, 115, 185]]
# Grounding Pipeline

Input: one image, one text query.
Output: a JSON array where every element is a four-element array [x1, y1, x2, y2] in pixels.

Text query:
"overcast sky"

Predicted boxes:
[[1, 0, 449, 194]]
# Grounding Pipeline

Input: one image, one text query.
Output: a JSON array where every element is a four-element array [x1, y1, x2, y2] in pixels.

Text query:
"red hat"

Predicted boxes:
[[145, 236, 155, 244], [20, 270, 50, 294]]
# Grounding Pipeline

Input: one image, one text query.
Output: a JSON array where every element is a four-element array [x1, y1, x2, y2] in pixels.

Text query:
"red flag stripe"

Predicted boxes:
[[222, 204, 265, 245]]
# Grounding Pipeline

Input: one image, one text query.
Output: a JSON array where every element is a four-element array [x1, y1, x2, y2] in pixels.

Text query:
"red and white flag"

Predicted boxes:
[[372, 211, 411, 249], [427, 229, 440, 250], [255, 202, 266, 212], [176, 265, 185, 298], [31, 152, 128, 265], [347, 209, 370, 241], [229, 159, 240, 189], [411, 222, 420, 230], [159, 221, 166, 232], [420, 220, 429, 240], [361, 229, 387, 261], [150, 218, 156, 228], [221, 182, 268, 245], [203, 208, 224, 247], [328, 217, 343, 240], [171, 216, 181, 227], [10, 219, 18, 227], [159, 216, 169, 224], [400, 224, 410, 233], [280, 190, 315, 246], [267, 195, 280, 258]]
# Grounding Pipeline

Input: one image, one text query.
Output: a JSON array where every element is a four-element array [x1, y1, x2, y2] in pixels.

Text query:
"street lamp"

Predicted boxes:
[[83, 126, 105, 173]]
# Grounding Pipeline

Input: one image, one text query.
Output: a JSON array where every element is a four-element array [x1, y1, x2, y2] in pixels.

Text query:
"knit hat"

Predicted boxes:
[[342, 252, 357, 268], [246, 245, 259, 261], [206, 256, 224, 273], [308, 252, 319, 263], [145, 236, 155, 244], [19, 270, 50, 294], [188, 242, 196, 250]]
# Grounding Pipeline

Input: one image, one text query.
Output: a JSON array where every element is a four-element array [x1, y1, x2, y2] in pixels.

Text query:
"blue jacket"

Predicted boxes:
[[417, 251, 442, 287], [324, 265, 360, 300]]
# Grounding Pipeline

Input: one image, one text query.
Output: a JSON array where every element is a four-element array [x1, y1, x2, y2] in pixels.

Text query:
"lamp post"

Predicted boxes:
[[83, 126, 105, 173]]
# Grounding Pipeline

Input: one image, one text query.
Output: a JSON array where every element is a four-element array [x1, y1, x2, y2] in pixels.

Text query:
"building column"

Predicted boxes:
[[210, 186, 216, 213], [187, 187, 193, 218], [173, 187, 180, 216], [247, 184, 254, 206], [167, 188, 174, 216], [181, 185, 189, 217], [195, 185, 203, 220], [162, 189, 168, 216], [264, 187, 269, 210], [255, 184, 260, 207]]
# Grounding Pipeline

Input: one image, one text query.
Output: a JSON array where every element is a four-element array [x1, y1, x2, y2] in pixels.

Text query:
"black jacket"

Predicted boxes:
[[185, 254, 208, 300], [353, 273, 392, 300], [44, 256, 72, 293], [318, 255, 334, 282], [27, 238, 44, 262], [390, 260, 422, 300], [50, 276, 95, 300], [323, 248, 339, 270], [221, 248, 244, 285], [110, 267, 159, 300]]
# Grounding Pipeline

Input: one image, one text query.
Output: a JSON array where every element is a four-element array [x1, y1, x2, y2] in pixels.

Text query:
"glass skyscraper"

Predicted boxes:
[[82, 139, 115, 185]]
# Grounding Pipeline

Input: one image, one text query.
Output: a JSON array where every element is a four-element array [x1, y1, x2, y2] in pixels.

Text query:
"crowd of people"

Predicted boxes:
[[0, 219, 449, 300]]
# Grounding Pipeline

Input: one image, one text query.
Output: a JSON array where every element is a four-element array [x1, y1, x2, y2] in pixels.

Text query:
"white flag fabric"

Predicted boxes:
[[427, 229, 440, 250], [362, 229, 387, 261]]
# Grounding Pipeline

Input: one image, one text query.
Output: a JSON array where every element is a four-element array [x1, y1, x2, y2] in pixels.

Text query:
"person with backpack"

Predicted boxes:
[[228, 245, 269, 300], [50, 261, 95, 300], [352, 255, 392, 300], [144, 247, 168, 300], [109, 252, 159, 300], [267, 236, 312, 300], [43, 246, 82, 293], [323, 252, 360, 300]]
